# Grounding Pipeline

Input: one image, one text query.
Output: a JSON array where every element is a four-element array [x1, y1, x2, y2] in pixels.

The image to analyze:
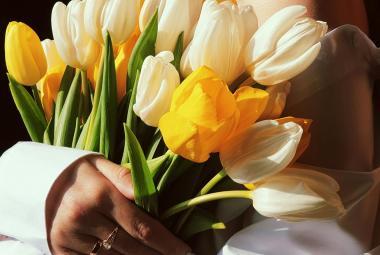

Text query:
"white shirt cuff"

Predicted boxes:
[[0, 142, 97, 255]]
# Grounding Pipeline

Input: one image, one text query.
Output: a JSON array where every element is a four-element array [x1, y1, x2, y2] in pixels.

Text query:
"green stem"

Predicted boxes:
[[174, 169, 227, 233], [81, 70, 90, 122], [162, 190, 253, 220], [32, 86, 44, 119]]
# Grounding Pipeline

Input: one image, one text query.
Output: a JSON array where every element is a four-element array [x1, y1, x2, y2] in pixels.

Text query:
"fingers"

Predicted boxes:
[[89, 156, 134, 200], [85, 212, 160, 255], [104, 192, 192, 255]]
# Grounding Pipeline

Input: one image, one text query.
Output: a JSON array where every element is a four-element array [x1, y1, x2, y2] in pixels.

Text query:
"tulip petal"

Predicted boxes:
[[233, 87, 269, 133], [220, 120, 303, 183]]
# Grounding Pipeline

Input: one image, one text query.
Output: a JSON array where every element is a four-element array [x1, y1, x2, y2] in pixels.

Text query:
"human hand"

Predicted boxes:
[[46, 155, 191, 255]]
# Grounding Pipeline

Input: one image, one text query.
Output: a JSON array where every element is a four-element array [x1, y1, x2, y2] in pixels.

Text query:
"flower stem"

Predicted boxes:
[[31, 86, 44, 117], [174, 169, 227, 233], [80, 70, 90, 122], [161, 190, 253, 220]]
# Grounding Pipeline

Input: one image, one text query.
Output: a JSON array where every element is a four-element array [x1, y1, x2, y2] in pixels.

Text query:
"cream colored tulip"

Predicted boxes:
[[245, 5, 327, 85], [259, 81, 291, 120], [252, 167, 345, 220], [52, 0, 100, 69], [40, 39, 65, 70], [180, 0, 257, 84], [84, 0, 140, 45], [139, 0, 202, 53], [220, 120, 303, 184], [133, 51, 180, 127]]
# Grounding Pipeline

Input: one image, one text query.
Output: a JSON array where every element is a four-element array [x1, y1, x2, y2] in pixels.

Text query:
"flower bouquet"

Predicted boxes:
[[4, 0, 345, 246]]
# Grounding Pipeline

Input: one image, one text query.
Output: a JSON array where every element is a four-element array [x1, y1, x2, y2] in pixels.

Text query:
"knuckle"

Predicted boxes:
[[132, 218, 153, 242], [116, 166, 130, 183]]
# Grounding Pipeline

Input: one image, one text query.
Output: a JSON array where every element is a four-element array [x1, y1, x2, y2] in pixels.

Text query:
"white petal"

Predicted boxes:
[[220, 120, 303, 183]]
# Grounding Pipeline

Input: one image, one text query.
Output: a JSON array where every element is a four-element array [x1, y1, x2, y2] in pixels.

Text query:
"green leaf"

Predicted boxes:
[[157, 155, 193, 193], [31, 86, 44, 115], [171, 32, 184, 72], [72, 117, 81, 147], [126, 70, 140, 132], [54, 66, 75, 133], [127, 10, 158, 92], [55, 70, 82, 147], [99, 32, 118, 158], [124, 124, 158, 215], [75, 116, 90, 149], [8, 74, 47, 142], [179, 208, 225, 240], [43, 104, 55, 145], [146, 129, 162, 160]]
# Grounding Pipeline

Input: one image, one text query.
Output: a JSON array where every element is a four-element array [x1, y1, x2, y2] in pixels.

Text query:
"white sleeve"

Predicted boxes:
[[0, 142, 97, 255]]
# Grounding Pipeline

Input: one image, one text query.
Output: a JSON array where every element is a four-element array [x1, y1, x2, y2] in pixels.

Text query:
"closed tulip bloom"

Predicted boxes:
[[245, 5, 327, 85], [252, 168, 345, 220], [139, 0, 202, 53], [159, 66, 240, 163], [52, 0, 100, 69], [220, 120, 303, 184], [84, 0, 140, 45], [133, 51, 180, 127], [259, 81, 291, 120], [5, 22, 47, 86], [181, 0, 258, 84], [37, 40, 66, 119]]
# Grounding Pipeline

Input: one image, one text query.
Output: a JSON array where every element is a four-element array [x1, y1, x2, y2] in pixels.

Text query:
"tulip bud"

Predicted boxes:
[[181, 0, 258, 84], [252, 167, 345, 220], [5, 22, 47, 86], [84, 0, 140, 45], [220, 120, 303, 184], [139, 0, 203, 53], [133, 51, 180, 127], [259, 81, 291, 120], [245, 5, 327, 85], [52, 0, 100, 69]]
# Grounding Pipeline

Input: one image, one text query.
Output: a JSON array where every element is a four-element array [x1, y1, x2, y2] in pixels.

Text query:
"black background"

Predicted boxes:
[[0, 0, 379, 153]]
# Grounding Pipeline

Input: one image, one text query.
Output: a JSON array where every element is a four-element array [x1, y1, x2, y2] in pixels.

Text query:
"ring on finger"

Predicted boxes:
[[102, 226, 119, 250], [90, 240, 103, 255]]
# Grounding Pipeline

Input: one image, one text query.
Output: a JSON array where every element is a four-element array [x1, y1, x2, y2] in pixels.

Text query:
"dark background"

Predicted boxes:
[[0, 0, 379, 153]]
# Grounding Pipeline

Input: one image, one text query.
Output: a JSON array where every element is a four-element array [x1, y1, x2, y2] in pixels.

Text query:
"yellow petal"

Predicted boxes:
[[5, 22, 47, 85], [39, 65, 66, 119], [115, 28, 140, 102], [233, 87, 269, 134]]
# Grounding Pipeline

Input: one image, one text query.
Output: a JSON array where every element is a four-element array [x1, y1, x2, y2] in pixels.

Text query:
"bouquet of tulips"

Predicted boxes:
[[4, 0, 345, 241]]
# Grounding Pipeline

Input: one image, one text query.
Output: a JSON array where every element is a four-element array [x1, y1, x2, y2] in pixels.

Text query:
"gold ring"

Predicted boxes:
[[90, 240, 102, 255], [102, 226, 119, 250]]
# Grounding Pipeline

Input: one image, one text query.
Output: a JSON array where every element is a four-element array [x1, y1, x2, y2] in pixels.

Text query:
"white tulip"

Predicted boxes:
[[180, 0, 258, 84], [133, 51, 180, 127], [84, 0, 140, 45], [245, 5, 327, 85], [52, 0, 100, 69], [41, 39, 65, 70], [139, 0, 202, 53], [252, 167, 345, 220], [259, 81, 291, 120], [220, 120, 303, 184]]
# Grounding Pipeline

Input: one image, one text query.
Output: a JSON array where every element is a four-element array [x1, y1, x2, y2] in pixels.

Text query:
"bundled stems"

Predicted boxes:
[[174, 169, 227, 233], [81, 70, 90, 121], [162, 190, 253, 220]]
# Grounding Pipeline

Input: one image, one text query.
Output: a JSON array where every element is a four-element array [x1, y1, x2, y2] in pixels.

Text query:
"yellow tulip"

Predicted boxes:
[[39, 66, 66, 120], [5, 22, 47, 86], [87, 28, 140, 102], [159, 66, 239, 163], [37, 40, 66, 120], [159, 66, 268, 163]]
